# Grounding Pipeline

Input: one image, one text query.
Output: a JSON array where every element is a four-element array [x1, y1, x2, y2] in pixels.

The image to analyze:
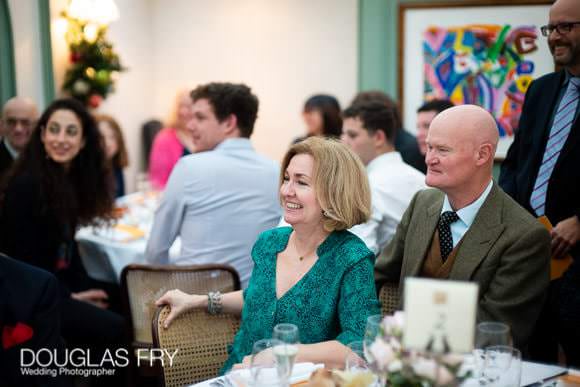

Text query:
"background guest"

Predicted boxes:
[[148, 90, 195, 190], [145, 82, 281, 287], [415, 99, 455, 173], [351, 90, 424, 172], [0, 97, 38, 179], [157, 137, 380, 372], [0, 98, 125, 384], [499, 0, 580, 366], [96, 114, 129, 198], [0, 253, 71, 387], [295, 94, 342, 142]]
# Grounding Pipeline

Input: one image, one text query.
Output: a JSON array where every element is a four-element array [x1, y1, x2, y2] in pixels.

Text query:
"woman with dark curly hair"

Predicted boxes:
[[0, 98, 125, 379]]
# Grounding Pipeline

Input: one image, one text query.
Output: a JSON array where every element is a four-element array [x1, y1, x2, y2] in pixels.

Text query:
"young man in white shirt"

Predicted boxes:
[[341, 101, 425, 255]]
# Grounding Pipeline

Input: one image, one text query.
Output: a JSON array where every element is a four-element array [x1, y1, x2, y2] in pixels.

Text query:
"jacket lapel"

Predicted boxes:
[[405, 197, 442, 277], [450, 184, 506, 280]]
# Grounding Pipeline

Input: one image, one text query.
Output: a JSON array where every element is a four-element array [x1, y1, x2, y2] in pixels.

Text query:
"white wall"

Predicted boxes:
[[149, 0, 358, 162], [49, 0, 358, 192], [8, 0, 45, 107]]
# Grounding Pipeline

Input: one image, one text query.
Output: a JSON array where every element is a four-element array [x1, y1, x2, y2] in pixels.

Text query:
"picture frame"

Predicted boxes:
[[398, 0, 553, 159]]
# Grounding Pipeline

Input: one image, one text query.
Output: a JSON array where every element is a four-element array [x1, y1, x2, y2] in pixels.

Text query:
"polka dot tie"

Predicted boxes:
[[438, 211, 459, 262]]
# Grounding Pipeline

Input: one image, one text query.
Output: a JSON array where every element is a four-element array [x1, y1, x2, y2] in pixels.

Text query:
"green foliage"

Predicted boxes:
[[61, 13, 124, 108]]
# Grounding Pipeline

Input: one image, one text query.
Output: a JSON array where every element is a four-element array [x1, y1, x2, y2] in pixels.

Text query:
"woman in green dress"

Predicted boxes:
[[156, 137, 381, 371]]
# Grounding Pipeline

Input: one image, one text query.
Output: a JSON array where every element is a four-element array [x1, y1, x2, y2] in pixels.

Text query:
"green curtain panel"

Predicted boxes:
[[0, 0, 16, 106]]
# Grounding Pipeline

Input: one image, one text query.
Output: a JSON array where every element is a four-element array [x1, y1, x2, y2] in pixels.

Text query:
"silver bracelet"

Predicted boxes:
[[207, 291, 223, 315]]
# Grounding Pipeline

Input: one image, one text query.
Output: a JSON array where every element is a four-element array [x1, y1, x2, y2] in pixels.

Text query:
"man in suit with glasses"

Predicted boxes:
[[499, 0, 580, 367]]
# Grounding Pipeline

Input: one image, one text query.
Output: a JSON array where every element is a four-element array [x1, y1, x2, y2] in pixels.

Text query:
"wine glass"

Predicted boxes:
[[251, 338, 284, 387], [473, 322, 511, 381], [363, 314, 387, 386], [345, 341, 369, 372], [272, 324, 299, 385], [483, 345, 521, 386]]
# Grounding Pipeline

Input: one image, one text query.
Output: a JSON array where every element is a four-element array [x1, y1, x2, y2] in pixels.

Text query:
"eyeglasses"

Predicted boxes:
[[540, 21, 580, 36], [3, 118, 34, 129]]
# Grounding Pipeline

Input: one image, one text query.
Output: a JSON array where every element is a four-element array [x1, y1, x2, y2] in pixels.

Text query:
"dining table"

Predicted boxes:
[[75, 190, 180, 283]]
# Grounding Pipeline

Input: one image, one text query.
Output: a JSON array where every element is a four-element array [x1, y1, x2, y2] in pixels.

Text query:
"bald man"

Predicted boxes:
[[499, 0, 580, 366], [375, 105, 550, 351], [0, 97, 38, 177]]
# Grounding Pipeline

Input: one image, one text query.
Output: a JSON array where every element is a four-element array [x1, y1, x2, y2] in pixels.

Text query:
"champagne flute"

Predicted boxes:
[[273, 323, 299, 385], [251, 338, 284, 387]]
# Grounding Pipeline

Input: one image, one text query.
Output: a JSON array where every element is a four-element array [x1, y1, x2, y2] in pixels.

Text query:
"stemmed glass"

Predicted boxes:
[[251, 338, 284, 387], [363, 314, 387, 386], [272, 323, 299, 386], [345, 340, 369, 372]]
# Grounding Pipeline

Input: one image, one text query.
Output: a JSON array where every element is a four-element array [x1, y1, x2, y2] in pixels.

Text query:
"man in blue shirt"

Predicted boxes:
[[146, 83, 281, 287]]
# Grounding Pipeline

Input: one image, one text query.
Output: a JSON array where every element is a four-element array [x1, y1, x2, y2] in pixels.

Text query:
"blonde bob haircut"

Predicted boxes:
[[280, 137, 371, 232]]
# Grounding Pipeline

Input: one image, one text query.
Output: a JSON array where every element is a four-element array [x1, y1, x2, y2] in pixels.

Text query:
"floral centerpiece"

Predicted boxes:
[[366, 312, 468, 387]]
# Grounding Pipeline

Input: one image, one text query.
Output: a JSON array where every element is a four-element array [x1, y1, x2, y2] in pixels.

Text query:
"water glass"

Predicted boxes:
[[272, 324, 299, 385], [474, 322, 511, 378], [484, 345, 521, 387], [251, 338, 284, 387]]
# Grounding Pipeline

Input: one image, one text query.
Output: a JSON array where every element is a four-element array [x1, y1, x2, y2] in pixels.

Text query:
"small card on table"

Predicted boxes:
[[403, 278, 478, 353]]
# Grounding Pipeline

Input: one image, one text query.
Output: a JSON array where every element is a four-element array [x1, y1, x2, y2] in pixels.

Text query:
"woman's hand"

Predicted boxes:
[[155, 289, 206, 328], [71, 289, 109, 309]]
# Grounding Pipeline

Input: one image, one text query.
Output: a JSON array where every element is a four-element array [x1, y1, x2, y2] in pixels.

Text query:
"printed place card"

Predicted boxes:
[[403, 278, 478, 353]]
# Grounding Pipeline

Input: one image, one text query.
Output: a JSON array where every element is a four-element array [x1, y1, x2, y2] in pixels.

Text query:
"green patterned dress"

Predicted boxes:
[[221, 226, 380, 373]]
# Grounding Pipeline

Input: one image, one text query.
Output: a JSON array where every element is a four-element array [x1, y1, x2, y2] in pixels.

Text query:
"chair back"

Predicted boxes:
[[152, 306, 241, 387], [379, 282, 400, 316], [121, 264, 240, 348]]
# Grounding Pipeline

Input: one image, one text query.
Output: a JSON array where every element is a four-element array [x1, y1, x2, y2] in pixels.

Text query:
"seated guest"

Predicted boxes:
[[0, 99, 125, 382], [0, 253, 71, 387], [351, 91, 424, 172], [294, 94, 342, 143], [0, 97, 38, 178], [96, 114, 129, 198], [342, 101, 425, 255], [146, 83, 281, 287], [148, 90, 196, 190], [375, 105, 550, 351], [415, 99, 455, 173], [157, 137, 380, 371]]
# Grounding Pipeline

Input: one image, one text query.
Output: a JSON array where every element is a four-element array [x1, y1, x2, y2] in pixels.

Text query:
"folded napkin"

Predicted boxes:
[[231, 362, 324, 385]]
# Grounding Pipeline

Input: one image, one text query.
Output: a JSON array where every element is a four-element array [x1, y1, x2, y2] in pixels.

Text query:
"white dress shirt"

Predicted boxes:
[[441, 180, 494, 247], [350, 152, 426, 255], [145, 138, 281, 287]]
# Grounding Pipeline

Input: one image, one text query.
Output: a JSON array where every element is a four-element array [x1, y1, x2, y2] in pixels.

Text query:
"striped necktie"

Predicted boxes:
[[530, 77, 580, 216]]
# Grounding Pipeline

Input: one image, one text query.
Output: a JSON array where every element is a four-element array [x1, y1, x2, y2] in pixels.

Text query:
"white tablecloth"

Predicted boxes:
[[75, 191, 180, 283]]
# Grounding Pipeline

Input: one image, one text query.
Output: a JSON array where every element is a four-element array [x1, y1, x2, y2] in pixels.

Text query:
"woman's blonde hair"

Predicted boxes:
[[280, 137, 371, 232]]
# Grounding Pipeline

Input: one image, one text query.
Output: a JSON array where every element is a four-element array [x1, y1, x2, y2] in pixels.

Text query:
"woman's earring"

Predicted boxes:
[[322, 210, 330, 218]]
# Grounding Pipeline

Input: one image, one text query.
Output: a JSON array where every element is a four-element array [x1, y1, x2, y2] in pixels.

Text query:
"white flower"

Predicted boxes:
[[388, 359, 402, 373], [412, 357, 438, 381], [441, 353, 464, 367], [436, 365, 455, 386], [369, 338, 396, 371], [382, 311, 405, 337]]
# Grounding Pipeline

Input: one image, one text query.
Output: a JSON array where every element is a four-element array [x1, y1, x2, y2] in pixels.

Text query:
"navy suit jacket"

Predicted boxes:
[[500, 71, 580, 235], [0, 254, 70, 386]]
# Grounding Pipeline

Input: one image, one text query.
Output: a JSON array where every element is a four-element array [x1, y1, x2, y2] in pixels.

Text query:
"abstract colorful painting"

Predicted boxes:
[[422, 24, 539, 137]]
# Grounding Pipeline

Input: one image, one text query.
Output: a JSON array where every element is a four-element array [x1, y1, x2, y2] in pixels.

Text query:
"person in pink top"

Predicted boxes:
[[148, 90, 195, 190]]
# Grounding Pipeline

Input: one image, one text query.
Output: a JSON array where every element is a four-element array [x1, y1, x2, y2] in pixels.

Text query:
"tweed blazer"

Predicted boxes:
[[375, 183, 551, 349]]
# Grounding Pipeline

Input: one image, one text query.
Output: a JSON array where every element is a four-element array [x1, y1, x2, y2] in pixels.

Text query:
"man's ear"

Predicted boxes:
[[476, 142, 493, 165], [373, 129, 387, 147], [223, 114, 238, 135]]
